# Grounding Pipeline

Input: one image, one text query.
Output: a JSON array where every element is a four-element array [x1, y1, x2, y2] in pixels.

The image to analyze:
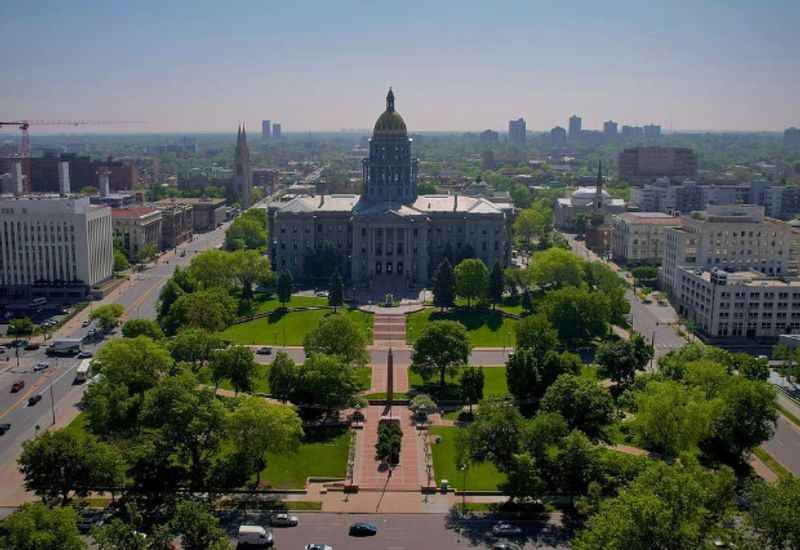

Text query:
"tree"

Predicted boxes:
[[121, 319, 164, 340], [289, 353, 361, 417], [227, 396, 303, 486], [328, 271, 344, 311], [462, 399, 525, 471], [186, 250, 235, 290], [137, 243, 158, 264], [375, 421, 402, 465], [90, 304, 125, 333], [7, 316, 35, 336], [432, 258, 456, 310], [631, 380, 720, 458], [488, 262, 504, 309], [513, 200, 553, 250], [18, 429, 125, 505], [303, 313, 369, 367], [93, 336, 174, 394], [453, 258, 489, 307], [506, 348, 581, 402], [459, 367, 484, 413], [113, 249, 130, 273], [209, 345, 256, 394], [230, 249, 271, 300], [157, 278, 184, 320], [161, 288, 236, 335], [417, 181, 438, 194], [631, 266, 658, 287], [595, 334, 653, 388], [169, 328, 223, 370], [277, 270, 293, 307], [541, 374, 615, 441], [748, 477, 800, 550], [500, 452, 545, 503], [224, 209, 267, 251], [730, 352, 770, 382], [573, 461, 737, 550], [711, 377, 777, 461], [513, 314, 559, 355], [268, 351, 298, 402], [528, 248, 585, 289], [140, 375, 226, 488], [171, 500, 231, 550], [92, 518, 148, 550], [411, 321, 471, 390], [409, 393, 437, 418], [540, 286, 610, 343], [0, 503, 85, 550], [520, 287, 534, 314]]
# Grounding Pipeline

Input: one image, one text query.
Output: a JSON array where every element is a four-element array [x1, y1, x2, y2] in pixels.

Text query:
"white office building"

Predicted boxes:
[[0, 196, 114, 298], [610, 212, 681, 265]]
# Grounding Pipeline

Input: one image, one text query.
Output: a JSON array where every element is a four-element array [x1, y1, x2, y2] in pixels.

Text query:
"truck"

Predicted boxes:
[[75, 359, 92, 383], [46, 338, 82, 357]]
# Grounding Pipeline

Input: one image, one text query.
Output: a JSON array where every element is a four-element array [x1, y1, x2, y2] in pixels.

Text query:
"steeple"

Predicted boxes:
[[386, 87, 395, 113], [594, 161, 604, 211]]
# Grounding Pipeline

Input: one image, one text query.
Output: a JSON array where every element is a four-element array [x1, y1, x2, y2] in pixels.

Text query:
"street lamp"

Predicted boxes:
[[459, 463, 468, 515]]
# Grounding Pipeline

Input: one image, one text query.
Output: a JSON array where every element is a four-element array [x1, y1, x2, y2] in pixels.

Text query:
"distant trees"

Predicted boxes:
[[268, 352, 299, 403], [540, 374, 615, 441], [287, 353, 361, 417], [411, 321, 471, 390], [505, 348, 581, 403], [540, 286, 610, 343]]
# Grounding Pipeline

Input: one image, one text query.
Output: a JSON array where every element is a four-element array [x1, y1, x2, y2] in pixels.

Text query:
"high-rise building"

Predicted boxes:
[[272, 123, 282, 139], [508, 118, 526, 145], [621, 125, 644, 140], [617, 146, 698, 182], [644, 124, 662, 138], [262, 120, 271, 140], [233, 125, 253, 209], [0, 196, 114, 298], [549, 126, 567, 147], [480, 129, 499, 144], [603, 120, 618, 139], [568, 115, 582, 141], [785, 127, 800, 149]]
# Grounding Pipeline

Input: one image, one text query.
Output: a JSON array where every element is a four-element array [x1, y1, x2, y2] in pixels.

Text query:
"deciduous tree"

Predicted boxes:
[[171, 500, 231, 550], [268, 351, 298, 402], [540, 286, 610, 343], [454, 258, 489, 307], [459, 367, 485, 413], [90, 304, 125, 333], [121, 319, 164, 340], [289, 353, 360, 417], [528, 248, 585, 289], [328, 271, 344, 311], [303, 314, 369, 367], [541, 374, 615, 441], [411, 321, 471, 391], [595, 333, 653, 388], [488, 262, 504, 309], [277, 270, 293, 307], [209, 345, 257, 394], [0, 503, 85, 550]]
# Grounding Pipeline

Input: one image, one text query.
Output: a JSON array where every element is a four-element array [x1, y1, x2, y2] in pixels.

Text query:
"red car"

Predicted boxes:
[[11, 380, 24, 393]]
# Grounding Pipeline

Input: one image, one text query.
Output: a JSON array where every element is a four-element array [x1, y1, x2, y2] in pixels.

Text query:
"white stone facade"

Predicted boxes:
[[610, 212, 680, 265]]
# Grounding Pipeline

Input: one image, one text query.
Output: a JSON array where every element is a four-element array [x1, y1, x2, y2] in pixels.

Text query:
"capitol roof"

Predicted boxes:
[[372, 88, 407, 138]]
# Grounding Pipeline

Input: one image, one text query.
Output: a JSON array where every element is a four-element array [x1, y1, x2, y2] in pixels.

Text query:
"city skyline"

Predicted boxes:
[[2, 0, 799, 133]]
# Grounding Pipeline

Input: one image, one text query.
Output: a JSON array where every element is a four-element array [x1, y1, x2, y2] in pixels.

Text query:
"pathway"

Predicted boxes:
[[355, 406, 423, 492]]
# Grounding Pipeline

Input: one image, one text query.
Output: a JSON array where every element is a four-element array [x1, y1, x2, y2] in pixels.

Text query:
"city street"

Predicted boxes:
[[217, 512, 570, 550]]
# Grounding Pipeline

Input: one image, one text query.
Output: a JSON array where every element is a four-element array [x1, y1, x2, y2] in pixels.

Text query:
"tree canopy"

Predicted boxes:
[[411, 320, 471, 390], [303, 313, 369, 367], [454, 258, 489, 306]]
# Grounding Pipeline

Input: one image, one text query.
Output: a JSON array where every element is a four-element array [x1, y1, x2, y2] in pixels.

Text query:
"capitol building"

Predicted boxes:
[[269, 89, 512, 290]]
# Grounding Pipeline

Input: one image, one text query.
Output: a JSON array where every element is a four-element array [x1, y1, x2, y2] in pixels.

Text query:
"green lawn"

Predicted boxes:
[[409, 366, 508, 400], [406, 308, 517, 348], [258, 426, 350, 489], [199, 364, 372, 395], [221, 307, 373, 346], [430, 426, 506, 491], [252, 294, 328, 314]]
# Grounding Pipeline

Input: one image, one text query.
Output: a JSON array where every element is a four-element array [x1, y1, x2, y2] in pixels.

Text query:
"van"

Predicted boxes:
[[237, 525, 273, 547]]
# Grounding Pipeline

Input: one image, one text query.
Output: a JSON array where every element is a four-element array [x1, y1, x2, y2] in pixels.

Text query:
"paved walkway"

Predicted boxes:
[[355, 406, 423, 492]]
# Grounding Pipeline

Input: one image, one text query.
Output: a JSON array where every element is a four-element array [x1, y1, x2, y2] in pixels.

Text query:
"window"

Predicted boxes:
[[375, 262, 382, 274], [386, 262, 392, 274], [397, 261, 404, 274]]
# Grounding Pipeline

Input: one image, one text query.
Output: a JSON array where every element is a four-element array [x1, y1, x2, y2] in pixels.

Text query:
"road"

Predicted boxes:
[[254, 348, 512, 367], [217, 512, 570, 550], [0, 220, 230, 503]]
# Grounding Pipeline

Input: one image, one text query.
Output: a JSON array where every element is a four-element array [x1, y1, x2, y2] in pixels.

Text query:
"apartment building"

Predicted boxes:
[[610, 212, 681, 265], [0, 196, 113, 298]]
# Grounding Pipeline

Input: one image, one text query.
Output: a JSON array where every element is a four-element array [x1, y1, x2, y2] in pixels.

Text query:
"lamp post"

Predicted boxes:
[[459, 463, 468, 515]]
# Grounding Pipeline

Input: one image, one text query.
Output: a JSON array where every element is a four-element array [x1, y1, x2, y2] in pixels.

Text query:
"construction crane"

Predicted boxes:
[[0, 120, 144, 157]]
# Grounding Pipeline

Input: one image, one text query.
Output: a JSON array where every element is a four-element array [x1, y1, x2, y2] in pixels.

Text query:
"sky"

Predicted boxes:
[[1, 0, 798, 134]]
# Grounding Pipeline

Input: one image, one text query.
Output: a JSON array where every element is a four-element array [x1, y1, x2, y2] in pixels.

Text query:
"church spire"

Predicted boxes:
[[386, 87, 395, 113], [594, 161, 604, 211]]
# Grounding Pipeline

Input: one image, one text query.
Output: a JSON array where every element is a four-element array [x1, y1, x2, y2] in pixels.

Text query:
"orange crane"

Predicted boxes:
[[0, 120, 144, 157]]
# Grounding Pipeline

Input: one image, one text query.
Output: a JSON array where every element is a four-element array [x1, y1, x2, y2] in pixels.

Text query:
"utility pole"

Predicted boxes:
[[50, 385, 56, 426]]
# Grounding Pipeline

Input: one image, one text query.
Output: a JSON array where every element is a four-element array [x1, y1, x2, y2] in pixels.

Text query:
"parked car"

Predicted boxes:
[[78, 510, 110, 534], [0, 423, 10, 435], [11, 380, 25, 393], [28, 394, 42, 406], [256, 347, 273, 355], [24, 342, 40, 351], [349, 522, 377, 537], [237, 525, 273, 547], [492, 522, 523, 537], [493, 542, 523, 550], [270, 513, 298, 527], [34, 362, 49, 372], [77, 351, 93, 359], [81, 320, 91, 327], [304, 545, 332, 550]]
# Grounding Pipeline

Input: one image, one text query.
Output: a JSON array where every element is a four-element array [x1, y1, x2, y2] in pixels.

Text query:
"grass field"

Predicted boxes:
[[252, 294, 328, 313], [258, 426, 350, 489], [429, 426, 506, 491], [408, 366, 508, 400], [222, 307, 373, 346], [406, 308, 517, 348]]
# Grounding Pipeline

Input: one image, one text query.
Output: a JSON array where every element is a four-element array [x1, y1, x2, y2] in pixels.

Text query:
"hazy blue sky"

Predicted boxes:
[[1, 0, 798, 133]]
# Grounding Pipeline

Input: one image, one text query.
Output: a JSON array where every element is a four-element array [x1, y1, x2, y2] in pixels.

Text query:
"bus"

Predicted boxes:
[[75, 360, 92, 383], [47, 338, 82, 357]]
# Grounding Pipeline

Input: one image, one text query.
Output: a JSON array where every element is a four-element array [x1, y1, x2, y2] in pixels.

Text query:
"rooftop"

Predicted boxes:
[[112, 206, 160, 219], [617, 212, 681, 224]]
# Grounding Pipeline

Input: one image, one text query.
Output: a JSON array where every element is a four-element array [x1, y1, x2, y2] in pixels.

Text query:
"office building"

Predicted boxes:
[[621, 125, 644, 140], [153, 199, 194, 250], [508, 118, 526, 145], [618, 146, 698, 182], [180, 197, 227, 232], [603, 120, 618, 139], [610, 212, 680, 265], [480, 130, 499, 144], [549, 126, 567, 148], [568, 115, 582, 141], [0, 196, 113, 298], [785, 127, 800, 149], [272, 123, 283, 139], [112, 207, 163, 261], [643, 124, 662, 138], [262, 120, 271, 140]]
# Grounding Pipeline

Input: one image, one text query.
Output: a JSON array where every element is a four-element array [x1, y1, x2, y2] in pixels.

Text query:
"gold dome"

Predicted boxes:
[[373, 88, 407, 137]]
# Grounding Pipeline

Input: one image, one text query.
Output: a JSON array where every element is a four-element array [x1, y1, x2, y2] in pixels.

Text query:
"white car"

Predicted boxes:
[[492, 522, 523, 537], [237, 525, 273, 547], [270, 513, 298, 527], [34, 362, 50, 372], [305, 545, 332, 550]]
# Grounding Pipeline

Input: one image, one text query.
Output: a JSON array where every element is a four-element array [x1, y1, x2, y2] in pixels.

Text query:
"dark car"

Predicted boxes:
[[77, 351, 93, 359], [24, 342, 40, 351], [349, 522, 377, 537], [28, 394, 43, 406], [256, 347, 273, 355], [0, 423, 10, 435], [11, 380, 25, 393]]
